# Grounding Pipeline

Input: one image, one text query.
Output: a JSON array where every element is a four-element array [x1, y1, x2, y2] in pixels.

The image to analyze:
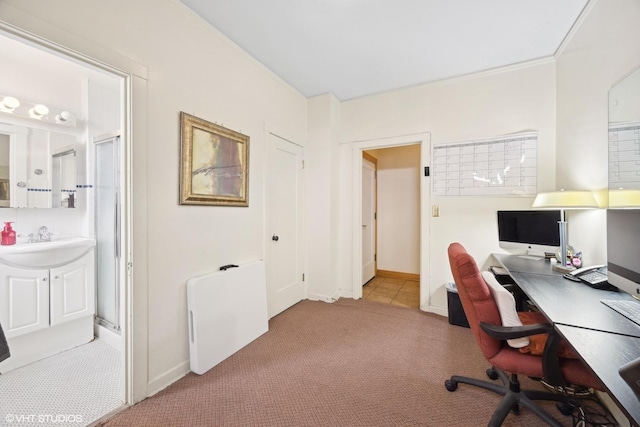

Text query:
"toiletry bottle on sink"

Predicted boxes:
[[1, 222, 16, 245]]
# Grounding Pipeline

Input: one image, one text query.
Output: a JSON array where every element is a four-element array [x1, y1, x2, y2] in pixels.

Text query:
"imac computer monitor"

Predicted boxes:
[[607, 209, 640, 299], [497, 210, 561, 256]]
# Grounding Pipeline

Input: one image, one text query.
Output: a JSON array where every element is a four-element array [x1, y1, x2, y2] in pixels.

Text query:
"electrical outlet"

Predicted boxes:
[[432, 205, 439, 217]]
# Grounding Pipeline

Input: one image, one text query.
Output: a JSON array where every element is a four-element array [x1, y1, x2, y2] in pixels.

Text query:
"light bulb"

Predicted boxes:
[[29, 104, 49, 119], [33, 104, 49, 116], [56, 110, 72, 123], [1, 96, 20, 112]]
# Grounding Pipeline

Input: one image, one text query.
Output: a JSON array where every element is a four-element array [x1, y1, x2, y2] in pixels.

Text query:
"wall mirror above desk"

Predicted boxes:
[[608, 66, 640, 205], [0, 122, 78, 209]]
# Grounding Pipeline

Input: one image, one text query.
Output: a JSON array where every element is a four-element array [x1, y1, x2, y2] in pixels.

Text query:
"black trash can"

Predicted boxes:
[[445, 282, 469, 328]]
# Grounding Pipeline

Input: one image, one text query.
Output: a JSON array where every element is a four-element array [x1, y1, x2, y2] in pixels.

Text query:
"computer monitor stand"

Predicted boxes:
[[526, 249, 545, 259]]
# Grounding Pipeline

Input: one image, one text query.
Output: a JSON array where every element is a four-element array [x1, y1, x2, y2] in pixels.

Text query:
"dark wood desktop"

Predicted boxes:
[[492, 253, 640, 426]]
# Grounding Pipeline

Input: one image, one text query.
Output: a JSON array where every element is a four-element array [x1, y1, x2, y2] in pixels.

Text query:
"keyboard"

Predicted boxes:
[[601, 299, 640, 326]]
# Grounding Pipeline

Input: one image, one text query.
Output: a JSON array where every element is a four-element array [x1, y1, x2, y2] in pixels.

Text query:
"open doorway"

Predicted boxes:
[[361, 145, 421, 308], [0, 27, 130, 424], [348, 132, 430, 310]]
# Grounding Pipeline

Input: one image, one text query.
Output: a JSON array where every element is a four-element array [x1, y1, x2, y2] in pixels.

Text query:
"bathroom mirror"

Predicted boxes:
[[0, 123, 77, 208], [608, 66, 640, 207], [0, 134, 9, 208], [52, 149, 76, 208]]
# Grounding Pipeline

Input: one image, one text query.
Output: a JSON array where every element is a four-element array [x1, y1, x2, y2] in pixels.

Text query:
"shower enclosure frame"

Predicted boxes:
[[94, 135, 121, 333]]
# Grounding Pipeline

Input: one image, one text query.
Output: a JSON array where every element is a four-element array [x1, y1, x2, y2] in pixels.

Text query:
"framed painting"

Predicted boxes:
[[179, 112, 249, 206]]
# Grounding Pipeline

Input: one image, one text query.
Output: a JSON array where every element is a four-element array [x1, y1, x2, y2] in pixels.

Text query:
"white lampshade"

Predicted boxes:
[[609, 189, 640, 208], [532, 190, 598, 209], [531, 190, 598, 273]]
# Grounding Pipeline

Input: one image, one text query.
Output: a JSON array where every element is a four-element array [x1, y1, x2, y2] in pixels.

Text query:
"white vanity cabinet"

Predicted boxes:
[[50, 251, 95, 326], [0, 238, 96, 372], [0, 251, 95, 337], [0, 265, 49, 338]]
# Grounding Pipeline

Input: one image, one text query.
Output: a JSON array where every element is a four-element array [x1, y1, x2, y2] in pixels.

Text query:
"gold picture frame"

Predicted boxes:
[[179, 112, 249, 206]]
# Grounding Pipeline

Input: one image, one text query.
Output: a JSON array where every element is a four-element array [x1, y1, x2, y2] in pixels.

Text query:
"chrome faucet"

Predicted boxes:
[[38, 226, 53, 242]]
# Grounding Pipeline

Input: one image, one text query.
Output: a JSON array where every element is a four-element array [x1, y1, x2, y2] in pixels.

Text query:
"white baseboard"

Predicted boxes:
[[338, 289, 354, 299], [0, 317, 93, 373], [147, 360, 190, 398], [95, 324, 121, 350], [307, 292, 339, 303], [421, 303, 448, 317]]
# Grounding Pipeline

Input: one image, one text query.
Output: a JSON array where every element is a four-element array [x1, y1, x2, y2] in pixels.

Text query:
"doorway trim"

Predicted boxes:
[[361, 152, 377, 284], [348, 133, 431, 307], [0, 22, 141, 405]]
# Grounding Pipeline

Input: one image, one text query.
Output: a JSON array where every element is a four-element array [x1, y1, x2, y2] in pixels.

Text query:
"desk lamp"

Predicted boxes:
[[532, 190, 598, 273], [608, 189, 640, 208]]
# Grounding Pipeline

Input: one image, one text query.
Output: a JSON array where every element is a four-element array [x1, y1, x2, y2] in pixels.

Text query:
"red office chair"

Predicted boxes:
[[445, 243, 603, 427]]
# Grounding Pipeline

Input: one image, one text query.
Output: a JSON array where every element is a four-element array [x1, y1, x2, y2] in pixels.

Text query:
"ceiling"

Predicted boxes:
[[179, 0, 589, 101]]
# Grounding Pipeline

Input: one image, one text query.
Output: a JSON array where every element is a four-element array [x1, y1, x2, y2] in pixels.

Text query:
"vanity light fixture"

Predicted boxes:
[[0, 96, 20, 112], [0, 93, 75, 127], [29, 104, 50, 119]]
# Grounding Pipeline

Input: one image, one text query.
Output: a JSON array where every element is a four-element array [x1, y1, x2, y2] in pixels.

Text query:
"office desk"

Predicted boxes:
[[556, 325, 640, 425], [493, 254, 640, 338], [492, 254, 640, 425], [492, 253, 562, 276]]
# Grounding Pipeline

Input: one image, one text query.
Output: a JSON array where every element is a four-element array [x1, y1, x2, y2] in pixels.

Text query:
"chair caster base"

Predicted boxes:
[[445, 379, 458, 392], [486, 368, 499, 380]]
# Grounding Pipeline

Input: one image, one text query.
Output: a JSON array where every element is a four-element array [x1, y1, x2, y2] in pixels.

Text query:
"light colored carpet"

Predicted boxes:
[[100, 299, 610, 426]]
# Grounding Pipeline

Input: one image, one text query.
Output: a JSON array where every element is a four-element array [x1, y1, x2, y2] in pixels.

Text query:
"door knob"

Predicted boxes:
[[362, 224, 367, 228], [272, 235, 279, 241]]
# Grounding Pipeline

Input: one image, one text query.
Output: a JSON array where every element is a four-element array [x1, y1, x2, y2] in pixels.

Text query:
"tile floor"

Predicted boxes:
[[362, 274, 420, 308], [0, 339, 123, 427]]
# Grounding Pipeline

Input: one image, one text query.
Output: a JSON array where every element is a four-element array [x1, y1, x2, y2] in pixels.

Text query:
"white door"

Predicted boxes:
[[362, 158, 376, 284], [267, 134, 304, 318]]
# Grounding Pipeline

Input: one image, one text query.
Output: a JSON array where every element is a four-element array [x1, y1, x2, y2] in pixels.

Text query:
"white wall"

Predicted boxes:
[[4, 0, 640, 407], [555, 0, 640, 268], [339, 61, 557, 312], [333, 0, 640, 322], [306, 94, 341, 302], [0, 0, 308, 401], [609, 68, 640, 124], [369, 145, 420, 275]]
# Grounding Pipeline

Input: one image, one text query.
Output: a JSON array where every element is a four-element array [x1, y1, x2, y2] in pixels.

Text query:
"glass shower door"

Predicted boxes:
[[95, 136, 120, 332]]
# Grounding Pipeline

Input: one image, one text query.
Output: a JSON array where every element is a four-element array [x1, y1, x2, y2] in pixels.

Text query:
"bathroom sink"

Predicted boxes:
[[0, 237, 96, 268]]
